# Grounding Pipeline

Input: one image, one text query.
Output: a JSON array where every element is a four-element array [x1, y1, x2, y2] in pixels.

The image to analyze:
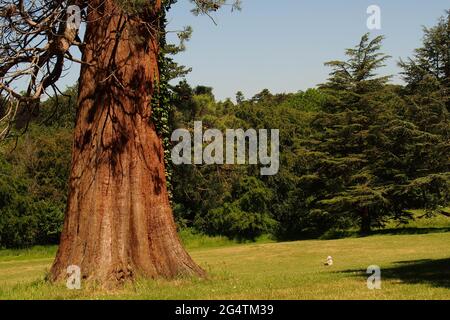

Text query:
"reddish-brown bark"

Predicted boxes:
[[50, 0, 205, 285]]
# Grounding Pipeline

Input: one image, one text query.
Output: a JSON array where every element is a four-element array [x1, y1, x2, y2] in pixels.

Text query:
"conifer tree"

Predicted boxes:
[[398, 11, 450, 216], [303, 33, 449, 234]]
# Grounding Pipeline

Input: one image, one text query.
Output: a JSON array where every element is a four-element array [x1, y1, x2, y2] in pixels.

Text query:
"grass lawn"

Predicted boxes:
[[0, 213, 450, 300]]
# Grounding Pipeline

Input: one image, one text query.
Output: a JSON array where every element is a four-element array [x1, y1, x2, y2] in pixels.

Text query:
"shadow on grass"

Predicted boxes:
[[339, 258, 450, 289], [372, 227, 450, 236], [320, 227, 450, 240]]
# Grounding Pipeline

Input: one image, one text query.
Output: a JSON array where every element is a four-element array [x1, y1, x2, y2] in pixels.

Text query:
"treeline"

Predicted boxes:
[[0, 13, 449, 247], [0, 87, 76, 247]]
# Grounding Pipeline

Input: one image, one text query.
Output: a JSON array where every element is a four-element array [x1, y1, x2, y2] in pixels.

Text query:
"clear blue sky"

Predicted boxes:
[[165, 0, 449, 101], [56, 0, 449, 101]]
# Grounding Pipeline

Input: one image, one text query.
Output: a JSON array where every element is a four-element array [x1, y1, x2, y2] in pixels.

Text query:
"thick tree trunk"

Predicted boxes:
[[50, 0, 205, 285]]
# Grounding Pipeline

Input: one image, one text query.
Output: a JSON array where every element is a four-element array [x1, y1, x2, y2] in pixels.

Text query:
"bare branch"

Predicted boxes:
[[0, 0, 87, 139]]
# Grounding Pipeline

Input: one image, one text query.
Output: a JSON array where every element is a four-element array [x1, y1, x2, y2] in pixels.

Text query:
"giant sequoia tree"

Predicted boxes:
[[0, 0, 239, 285]]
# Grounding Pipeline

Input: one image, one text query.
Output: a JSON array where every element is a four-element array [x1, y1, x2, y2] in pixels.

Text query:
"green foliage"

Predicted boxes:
[[194, 177, 276, 240], [152, 0, 184, 199], [190, 0, 242, 16], [321, 33, 391, 93], [196, 203, 274, 240], [397, 11, 450, 216], [0, 125, 72, 248], [37, 85, 77, 129], [299, 33, 450, 235], [399, 11, 450, 93], [1, 11, 449, 247], [235, 91, 245, 104]]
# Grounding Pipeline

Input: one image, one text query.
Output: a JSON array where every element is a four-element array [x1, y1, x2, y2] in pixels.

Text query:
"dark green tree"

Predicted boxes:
[[236, 91, 245, 104], [307, 34, 394, 234], [302, 33, 449, 234], [399, 10, 450, 101], [397, 11, 450, 217]]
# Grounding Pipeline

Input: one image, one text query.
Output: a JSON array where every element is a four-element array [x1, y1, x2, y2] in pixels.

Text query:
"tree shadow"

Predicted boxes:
[[371, 227, 450, 236], [320, 227, 450, 240], [339, 258, 450, 289]]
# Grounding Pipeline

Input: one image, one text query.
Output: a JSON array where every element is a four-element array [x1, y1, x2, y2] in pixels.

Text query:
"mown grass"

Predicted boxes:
[[179, 228, 275, 250], [0, 213, 450, 300]]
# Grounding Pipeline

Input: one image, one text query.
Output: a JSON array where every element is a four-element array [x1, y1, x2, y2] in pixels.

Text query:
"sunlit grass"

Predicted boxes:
[[0, 215, 449, 300]]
